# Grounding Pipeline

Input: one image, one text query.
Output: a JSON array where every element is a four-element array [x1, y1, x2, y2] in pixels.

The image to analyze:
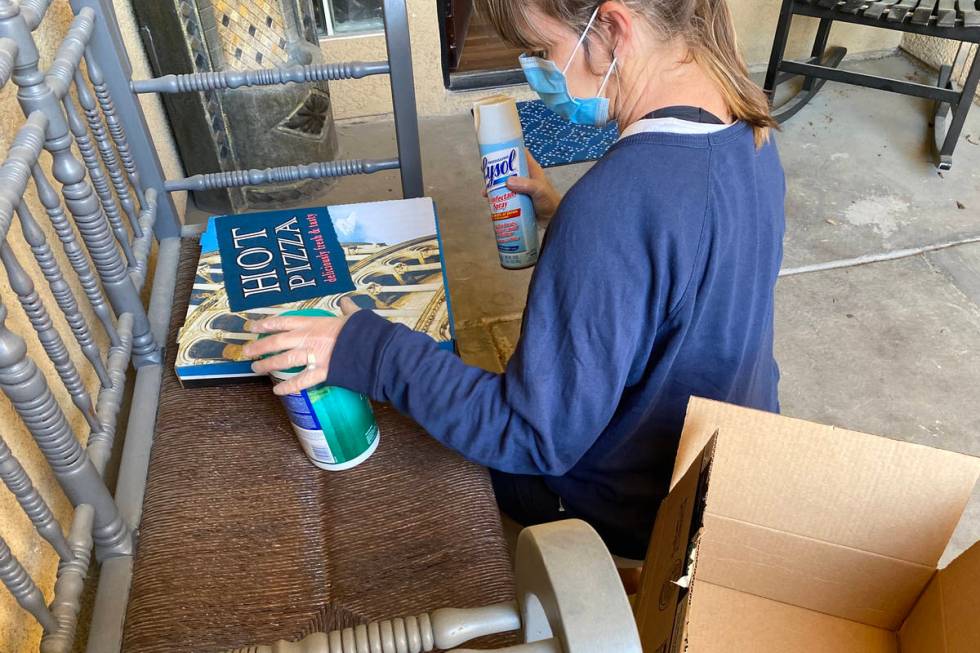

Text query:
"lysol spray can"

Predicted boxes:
[[474, 95, 540, 269], [261, 308, 379, 471]]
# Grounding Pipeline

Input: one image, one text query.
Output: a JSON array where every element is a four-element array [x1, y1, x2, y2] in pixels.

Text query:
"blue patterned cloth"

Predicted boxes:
[[517, 100, 619, 168]]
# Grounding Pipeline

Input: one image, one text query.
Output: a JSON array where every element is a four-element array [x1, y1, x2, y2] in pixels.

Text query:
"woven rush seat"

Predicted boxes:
[[121, 238, 517, 653]]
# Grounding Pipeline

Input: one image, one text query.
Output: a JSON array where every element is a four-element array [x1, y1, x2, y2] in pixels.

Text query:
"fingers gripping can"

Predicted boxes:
[[474, 95, 540, 269], [261, 308, 379, 471]]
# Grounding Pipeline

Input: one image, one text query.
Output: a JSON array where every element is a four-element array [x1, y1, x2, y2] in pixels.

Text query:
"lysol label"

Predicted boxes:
[[482, 147, 520, 192], [476, 133, 539, 269]]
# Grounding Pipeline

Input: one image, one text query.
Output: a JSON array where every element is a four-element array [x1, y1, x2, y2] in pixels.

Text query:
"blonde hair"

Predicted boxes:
[[477, 0, 777, 147]]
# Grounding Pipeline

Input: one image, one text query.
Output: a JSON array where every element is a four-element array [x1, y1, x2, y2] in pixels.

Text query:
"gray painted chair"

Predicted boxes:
[[220, 520, 640, 653], [0, 1, 641, 651]]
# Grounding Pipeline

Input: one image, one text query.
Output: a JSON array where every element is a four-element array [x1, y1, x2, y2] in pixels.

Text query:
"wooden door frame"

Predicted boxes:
[[437, 0, 526, 90], [437, 0, 453, 88]]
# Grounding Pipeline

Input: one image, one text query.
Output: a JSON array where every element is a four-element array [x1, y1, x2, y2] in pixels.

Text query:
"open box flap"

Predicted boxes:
[[900, 542, 980, 653], [695, 512, 935, 629], [641, 398, 980, 643], [672, 398, 980, 565], [684, 580, 897, 653], [635, 436, 714, 653]]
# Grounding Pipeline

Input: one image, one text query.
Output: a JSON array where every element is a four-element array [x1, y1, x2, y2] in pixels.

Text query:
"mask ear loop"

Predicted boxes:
[[562, 5, 603, 75], [597, 57, 618, 97]]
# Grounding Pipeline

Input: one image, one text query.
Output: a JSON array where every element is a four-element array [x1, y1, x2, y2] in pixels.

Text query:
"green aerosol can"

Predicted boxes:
[[263, 308, 379, 471]]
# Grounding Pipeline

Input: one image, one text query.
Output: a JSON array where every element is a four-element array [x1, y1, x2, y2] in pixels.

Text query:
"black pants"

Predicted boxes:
[[490, 470, 647, 560], [490, 470, 571, 527]]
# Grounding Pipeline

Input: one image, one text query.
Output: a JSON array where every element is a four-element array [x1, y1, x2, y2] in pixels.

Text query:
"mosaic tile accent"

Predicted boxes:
[[211, 0, 289, 71]]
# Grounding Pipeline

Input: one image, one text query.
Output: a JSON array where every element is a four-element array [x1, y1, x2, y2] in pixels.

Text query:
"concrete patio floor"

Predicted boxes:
[[192, 51, 980, 563]]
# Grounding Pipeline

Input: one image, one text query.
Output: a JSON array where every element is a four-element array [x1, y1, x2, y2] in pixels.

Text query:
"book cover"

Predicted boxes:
[[214, 206, 355, 312], [175, 198, 455, 386]]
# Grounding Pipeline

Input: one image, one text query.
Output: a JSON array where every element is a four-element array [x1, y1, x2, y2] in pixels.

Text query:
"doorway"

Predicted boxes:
[[439, 0, 525, 90]]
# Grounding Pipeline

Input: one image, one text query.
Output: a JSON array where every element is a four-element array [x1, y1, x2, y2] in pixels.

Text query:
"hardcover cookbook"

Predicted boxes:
[[175, 197, 455, 386]]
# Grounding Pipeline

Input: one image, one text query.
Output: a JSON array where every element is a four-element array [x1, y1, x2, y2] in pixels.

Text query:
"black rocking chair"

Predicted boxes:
[[764, 0, 980, 170]]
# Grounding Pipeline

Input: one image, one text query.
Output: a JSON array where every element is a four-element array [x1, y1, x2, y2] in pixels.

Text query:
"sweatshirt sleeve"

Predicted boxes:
[[326, 198, 651, 476]]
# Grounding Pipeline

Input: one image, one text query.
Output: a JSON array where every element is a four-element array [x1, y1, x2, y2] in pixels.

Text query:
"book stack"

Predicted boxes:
[[176, 197, 455, 387]]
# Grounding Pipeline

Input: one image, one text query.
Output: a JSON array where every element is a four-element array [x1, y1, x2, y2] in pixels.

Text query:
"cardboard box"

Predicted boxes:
[[635, 398, 980, 653]]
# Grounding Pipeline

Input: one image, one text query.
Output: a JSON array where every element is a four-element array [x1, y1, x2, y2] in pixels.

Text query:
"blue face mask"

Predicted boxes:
[[519, 7, 618, 128]]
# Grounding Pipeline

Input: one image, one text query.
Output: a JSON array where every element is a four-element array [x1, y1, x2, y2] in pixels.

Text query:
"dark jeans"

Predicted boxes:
[[490, 470, 571, 528], [490, 470, 648, 560]]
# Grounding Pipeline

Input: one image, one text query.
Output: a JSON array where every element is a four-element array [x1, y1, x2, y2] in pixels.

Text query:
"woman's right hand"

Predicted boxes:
[[483, 152, 561, 225]]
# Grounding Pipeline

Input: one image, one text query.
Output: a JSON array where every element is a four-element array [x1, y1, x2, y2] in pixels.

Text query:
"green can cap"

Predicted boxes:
[[279, 308, 335, 319], [257, 307, 336, 375]]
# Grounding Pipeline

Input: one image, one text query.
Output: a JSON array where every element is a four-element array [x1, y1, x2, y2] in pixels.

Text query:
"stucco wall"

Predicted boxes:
[[902, 35, 978, 101], [322, 0, 903, 119], [0, 2, 183, 651]]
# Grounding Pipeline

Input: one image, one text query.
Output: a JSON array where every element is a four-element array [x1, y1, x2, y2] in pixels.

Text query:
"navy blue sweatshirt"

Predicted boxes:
[[328, 122, 785, 558]]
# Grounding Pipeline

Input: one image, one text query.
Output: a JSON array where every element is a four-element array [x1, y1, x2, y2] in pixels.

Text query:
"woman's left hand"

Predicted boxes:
[[242, 297, 360, 395]]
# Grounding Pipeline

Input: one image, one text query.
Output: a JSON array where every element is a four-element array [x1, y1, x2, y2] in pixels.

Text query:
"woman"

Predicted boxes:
[[243, 0, 784, 563]]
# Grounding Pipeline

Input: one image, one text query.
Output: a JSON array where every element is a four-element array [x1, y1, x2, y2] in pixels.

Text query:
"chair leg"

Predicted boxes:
[[770, 46, 847, 124], [383, 0, 424, 198], [935, 45, 980, 170], [803, 18, 834, 91], [932, 62, 954, 134], [764, 0, 796, 97]]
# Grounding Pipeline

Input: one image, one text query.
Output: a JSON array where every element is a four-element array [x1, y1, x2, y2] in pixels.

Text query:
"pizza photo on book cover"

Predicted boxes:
[[175, 197, 455, 386]]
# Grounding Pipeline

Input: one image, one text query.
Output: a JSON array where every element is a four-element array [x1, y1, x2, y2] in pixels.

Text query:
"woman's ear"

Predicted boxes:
[[597, 1, 633, 59]]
